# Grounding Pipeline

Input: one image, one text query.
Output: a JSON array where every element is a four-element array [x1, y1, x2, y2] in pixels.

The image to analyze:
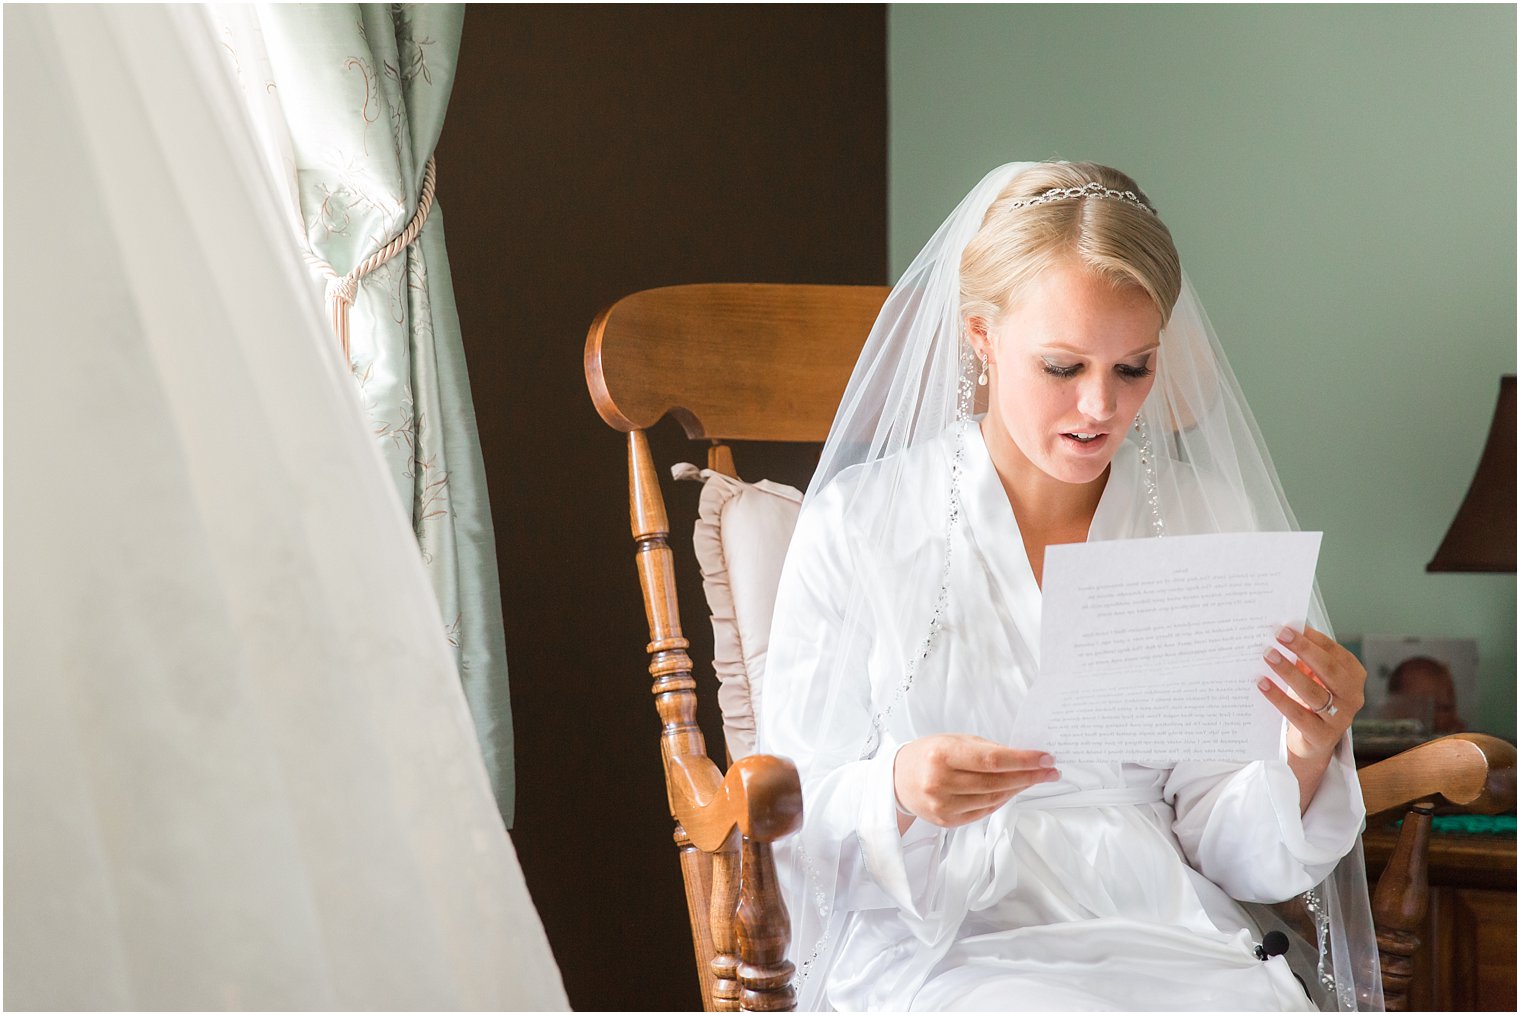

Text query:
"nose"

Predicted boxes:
[[1076, 373, 1118, 423]]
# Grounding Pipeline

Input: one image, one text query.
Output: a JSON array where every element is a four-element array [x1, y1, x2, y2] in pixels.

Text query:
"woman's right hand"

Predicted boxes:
[[893, 734, 1058, 829]]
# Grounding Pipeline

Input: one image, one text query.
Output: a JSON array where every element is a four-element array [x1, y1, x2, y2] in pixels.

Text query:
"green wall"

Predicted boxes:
[[890, 4, 1517, 738]]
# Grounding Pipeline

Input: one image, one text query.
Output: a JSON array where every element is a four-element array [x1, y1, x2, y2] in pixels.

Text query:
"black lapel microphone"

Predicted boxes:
[[1254, 931, 1289, 961]]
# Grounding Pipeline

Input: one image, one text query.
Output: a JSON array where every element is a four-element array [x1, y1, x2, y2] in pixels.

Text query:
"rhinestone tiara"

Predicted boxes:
[[1006, 180, 1155, 214]]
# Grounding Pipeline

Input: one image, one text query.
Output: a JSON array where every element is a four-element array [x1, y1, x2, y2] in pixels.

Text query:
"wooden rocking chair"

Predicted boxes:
[[583, 283, 1516, 1012]]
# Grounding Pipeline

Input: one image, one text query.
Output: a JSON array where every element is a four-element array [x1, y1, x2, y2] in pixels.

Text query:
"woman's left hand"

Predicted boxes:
[[1257, 624, 1366, 765]]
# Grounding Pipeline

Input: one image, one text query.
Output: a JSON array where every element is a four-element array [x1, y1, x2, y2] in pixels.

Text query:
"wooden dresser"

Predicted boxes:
[[1362, 821, 1517, 1011]]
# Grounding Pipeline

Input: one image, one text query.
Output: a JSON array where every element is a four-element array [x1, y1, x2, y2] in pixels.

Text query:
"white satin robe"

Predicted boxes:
[[759, 421, 1363, 1012]]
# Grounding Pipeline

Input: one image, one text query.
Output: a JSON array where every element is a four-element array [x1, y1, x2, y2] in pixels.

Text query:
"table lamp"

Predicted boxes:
[[1428, 375, 1516, 573]]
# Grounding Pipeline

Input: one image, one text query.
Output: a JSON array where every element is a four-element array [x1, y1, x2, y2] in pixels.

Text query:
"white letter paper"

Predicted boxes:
[[1008, 531, 1323, 763]]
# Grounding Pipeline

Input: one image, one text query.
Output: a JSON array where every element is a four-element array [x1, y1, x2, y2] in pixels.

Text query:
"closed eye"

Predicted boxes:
[[1041, 360, 1154, 380]]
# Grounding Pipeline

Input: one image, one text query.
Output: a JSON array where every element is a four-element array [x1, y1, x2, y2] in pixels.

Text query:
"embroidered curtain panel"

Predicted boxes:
[[4, 5, 560, 1006], [212, 4, 515, 823]]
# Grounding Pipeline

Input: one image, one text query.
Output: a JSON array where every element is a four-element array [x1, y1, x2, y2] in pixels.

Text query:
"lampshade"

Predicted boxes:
[[1428, 375, 1516, 573]]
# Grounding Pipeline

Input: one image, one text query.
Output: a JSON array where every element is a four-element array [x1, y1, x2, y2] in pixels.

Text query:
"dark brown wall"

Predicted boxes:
[[435, 7, 886, 1010]]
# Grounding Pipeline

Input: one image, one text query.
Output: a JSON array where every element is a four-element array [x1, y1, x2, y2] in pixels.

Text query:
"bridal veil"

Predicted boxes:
[[756, 162, 1381, 1010]]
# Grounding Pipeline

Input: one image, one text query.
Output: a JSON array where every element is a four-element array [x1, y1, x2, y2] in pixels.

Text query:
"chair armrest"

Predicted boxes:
[[668, 752, 804, 852], [669, 752, 803, 1011], [1360, 735, 1515, 1008], [1359, 733, 1517, 826]]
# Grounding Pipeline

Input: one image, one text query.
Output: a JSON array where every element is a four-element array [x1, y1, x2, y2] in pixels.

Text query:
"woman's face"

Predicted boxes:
[[972, 261, 1163, 487]]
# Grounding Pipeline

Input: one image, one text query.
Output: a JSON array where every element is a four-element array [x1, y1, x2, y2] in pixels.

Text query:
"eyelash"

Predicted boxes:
[[1042, 362, 1154, 380]]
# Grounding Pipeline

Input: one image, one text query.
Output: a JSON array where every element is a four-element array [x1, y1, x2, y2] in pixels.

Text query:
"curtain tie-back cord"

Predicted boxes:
[[304, 155, 438, 361]]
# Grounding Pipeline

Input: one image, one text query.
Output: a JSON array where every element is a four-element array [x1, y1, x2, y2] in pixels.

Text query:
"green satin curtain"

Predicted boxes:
[[216, 5, 514, 824]]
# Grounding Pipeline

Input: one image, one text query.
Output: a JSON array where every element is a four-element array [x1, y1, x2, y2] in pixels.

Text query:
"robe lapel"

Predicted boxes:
[[957, 421, 1044, 667]]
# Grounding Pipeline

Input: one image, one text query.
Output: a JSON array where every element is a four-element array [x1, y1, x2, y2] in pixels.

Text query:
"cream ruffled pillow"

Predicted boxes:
[[673, 464, 802, 760]]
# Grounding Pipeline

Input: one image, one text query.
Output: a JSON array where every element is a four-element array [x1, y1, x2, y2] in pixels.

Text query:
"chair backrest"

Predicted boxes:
[[584, 282, 1514, 1013], [585, 283, 888, 1012], [586, 282, 889, 444]]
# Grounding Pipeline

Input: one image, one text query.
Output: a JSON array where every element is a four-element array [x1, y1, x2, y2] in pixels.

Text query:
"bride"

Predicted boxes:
[[757, 162, 1379, 1011]]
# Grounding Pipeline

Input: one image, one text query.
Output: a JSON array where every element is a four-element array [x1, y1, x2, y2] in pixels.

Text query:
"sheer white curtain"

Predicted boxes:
[[210, 3, 518, 826], [3, 6, 564, 1009]]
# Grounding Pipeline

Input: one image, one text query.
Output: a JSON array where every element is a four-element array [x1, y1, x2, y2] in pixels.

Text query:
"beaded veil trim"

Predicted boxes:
[[859, 342, 979, 763]]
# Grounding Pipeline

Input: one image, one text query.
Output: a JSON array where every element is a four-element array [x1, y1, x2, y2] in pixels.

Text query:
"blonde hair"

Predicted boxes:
[[960, 162, 1182, 331]]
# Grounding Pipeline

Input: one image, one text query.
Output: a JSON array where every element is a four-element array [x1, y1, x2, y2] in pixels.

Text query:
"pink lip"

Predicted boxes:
[[1059, 431, 1110, 453]]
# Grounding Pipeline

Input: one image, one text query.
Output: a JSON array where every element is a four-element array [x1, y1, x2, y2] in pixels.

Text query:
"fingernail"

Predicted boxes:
[[1277, 627, 1296, 644], [1257, 677, 1272, 691], [1044, 769, 1061, 780], [1265, 648, 1282, 664], [1039, 754, 1056, 768]]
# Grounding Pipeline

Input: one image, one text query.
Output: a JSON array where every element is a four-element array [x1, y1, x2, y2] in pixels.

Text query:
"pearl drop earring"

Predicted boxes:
[[977, 355, 989, 386]]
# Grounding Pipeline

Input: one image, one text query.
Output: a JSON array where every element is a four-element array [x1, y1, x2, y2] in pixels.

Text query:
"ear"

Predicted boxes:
[[964, 315, 995, 360]]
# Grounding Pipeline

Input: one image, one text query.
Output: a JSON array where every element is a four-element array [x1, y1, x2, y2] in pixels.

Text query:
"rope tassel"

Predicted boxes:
[[306, 155, 438, 361]]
